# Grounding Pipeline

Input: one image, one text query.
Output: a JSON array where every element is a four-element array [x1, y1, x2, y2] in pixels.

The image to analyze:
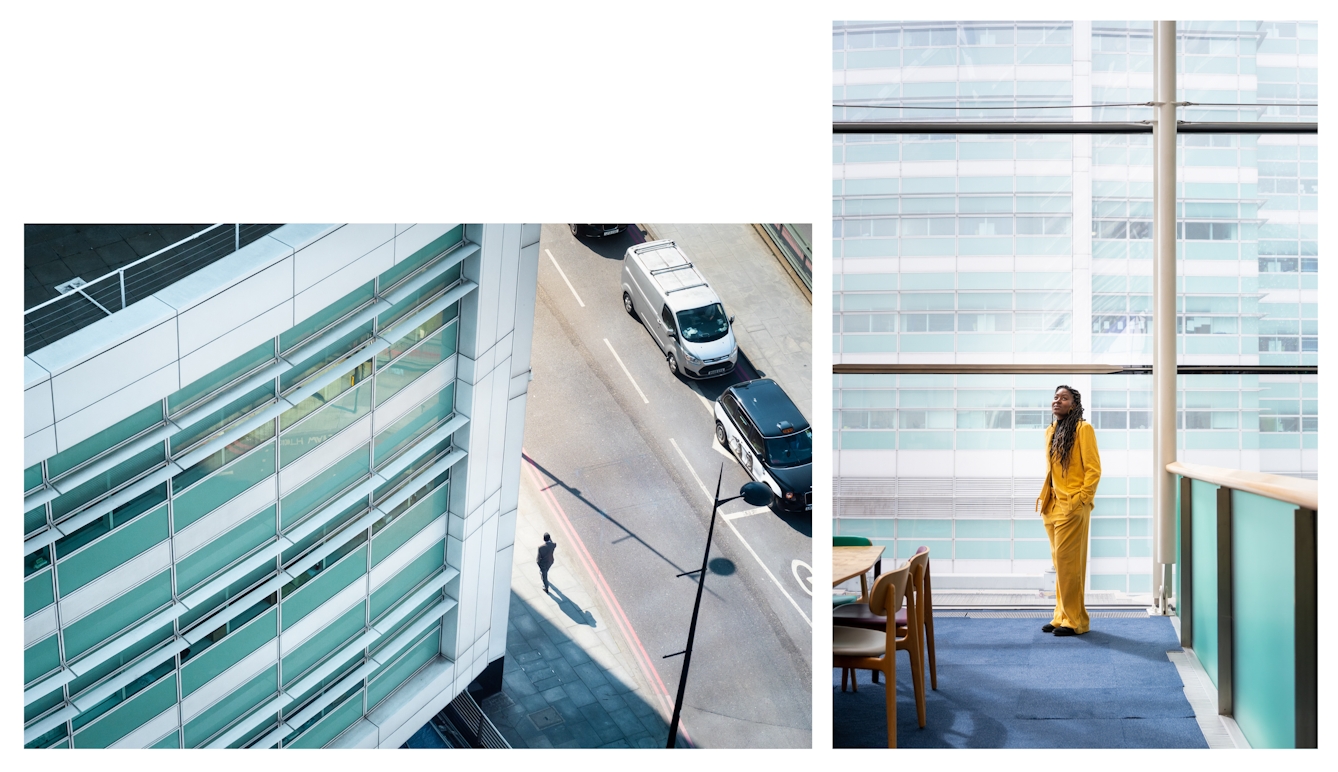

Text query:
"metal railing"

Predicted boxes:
[[1171, 460, 1317, 749], [24, 223, 282, 355]]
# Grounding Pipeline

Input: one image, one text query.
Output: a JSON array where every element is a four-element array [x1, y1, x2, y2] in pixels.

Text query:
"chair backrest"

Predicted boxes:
[[833, 536, 873, 547], [905, 550, 928, 610], [867, 562, 910, 617]]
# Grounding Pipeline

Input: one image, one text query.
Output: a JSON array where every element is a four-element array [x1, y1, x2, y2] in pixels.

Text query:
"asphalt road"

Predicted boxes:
[[521, 224, 813, 748]]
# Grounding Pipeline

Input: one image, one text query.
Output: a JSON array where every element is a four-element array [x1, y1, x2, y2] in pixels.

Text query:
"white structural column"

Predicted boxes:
[[1152, 21, 1178, 612]]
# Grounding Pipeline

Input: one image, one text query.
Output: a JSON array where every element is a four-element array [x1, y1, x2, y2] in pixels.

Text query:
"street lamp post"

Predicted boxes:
[[664, 466, 771, 748]]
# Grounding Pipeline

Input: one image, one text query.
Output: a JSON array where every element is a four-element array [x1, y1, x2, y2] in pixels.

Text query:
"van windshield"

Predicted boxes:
[[676, 304, 730, 343], [765, 428, 812, 468]]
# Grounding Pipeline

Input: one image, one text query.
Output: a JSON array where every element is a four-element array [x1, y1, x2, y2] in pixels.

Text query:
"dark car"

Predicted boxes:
[[569, 224, 627, 238], [713, 378, 812, 513]]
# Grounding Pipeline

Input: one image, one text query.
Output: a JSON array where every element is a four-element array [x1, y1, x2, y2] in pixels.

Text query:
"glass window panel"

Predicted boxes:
[[374, 321, 458, 408], [370, 539, 444, 622], [378, 265, 459, 332], [281, 381, 372, 468], [181, 607, 277, 696], [281, 545, 368, 632], [57, 498, 169, 596], [367, 624, 439, 710], [280, 443, 370, 530], [47, 402, 165, 480], [281, 359, 373, 431], [174, 421, 276, 491], [372, 482, 450, 567], [168, 339, 276, 417], [63, 571, 173, 659], [172, 440, 276, 532], [176, 505, 277, 594], [71, 673, 176, 749], [280, 280, 375, 355], [281, 603, 366, 688], [49, 444, 165, 521], [25, 569, 54, 617], [378, 225, 464, 293], [280, 321, 374, 394], [286, 686, 364, 749], [373, 385, 456, 469], [183, 665, 277, 748], [170, 382, 276, 455]]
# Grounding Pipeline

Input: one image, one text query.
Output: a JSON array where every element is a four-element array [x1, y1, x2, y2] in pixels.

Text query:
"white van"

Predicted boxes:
[[620, 240, 738, 378]]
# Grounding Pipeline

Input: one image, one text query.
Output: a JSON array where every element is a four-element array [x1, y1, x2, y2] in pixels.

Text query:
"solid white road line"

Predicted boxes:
[[545, 248, 585, 307], [668, 439, 812, 628], [603, 338, 649, 404]]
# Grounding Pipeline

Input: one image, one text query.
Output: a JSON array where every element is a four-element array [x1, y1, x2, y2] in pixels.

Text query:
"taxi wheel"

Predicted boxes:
[[623, 292, 637, 319], [715, 421, 728, 447], [667, 353, 679, 375], [570, 224, 580, 237]]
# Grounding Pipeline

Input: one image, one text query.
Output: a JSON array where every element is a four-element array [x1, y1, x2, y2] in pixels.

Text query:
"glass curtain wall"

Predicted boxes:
[[833, 20, 1318, 602]]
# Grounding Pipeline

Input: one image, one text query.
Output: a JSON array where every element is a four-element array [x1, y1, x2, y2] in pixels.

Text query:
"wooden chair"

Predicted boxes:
[[833, 535, 875, 603], [833, 560, 922, 747], [834, 545, 937, 690]]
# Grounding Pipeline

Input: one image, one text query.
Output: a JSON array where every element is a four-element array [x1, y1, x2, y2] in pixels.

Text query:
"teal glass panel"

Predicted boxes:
[[1231, 489, 1297, 748], [172, 440, 275, 532], [72, 656, 175, 732], [955, 540, 1010, 559], [25, 569, 54, 616], [899, 519, 952, 539], [280, 380, 372, 468], [176, 505, 277, 594], [281, 603, 365, 687], [25, 684, 64, 724], [1091, 539, 1126, 558], [72, 673, 176, 749], [47, 402, 165, 480], [371, 539, 444, 622], [371, 592, 443, 659], [151, 732, 180, 749], [373, 445, 450, 506], [287, 688, 364, 748], [184, 664, 278, 748], [177, 560, 275, 632], [63, 570, 174, 659], [1190, 478, 1219, 686], [1014, 540, 1052, 559], [368, 625, 439, 709], [374, 323, 457, 407], [1090, 574, 1127, 592], [280, 358, 372, 431], [281, 545, 368, 632], [170, 382, 276, 455], [280, 443, 370, 529], [67, 623, 173, 699], [378, 267, 456, 331], [54, 483, 166, 561], [180, 594, 275, 671], [285, 648, 364, 713], [372, 385, 454, 468], [372, 486, 449, 567], [378, 225, 464, 292], [24, 634, 60, 685], [280, 279, 375, 355], [49, 444, 164, 521], [169, 338, 276, 417], [57, 502, 169, 596], [174, 421, 276, 491], [24, 469, 46, 500], [956, 520, 1010, 538], [282, 497, 369, 566], [25, 722, 69, 749], [280, 321, 374, 394], [26, 504, 47, 537]]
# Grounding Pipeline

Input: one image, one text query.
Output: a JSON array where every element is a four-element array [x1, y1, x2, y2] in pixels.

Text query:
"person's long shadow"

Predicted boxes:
[[547, 583, 597, 627]]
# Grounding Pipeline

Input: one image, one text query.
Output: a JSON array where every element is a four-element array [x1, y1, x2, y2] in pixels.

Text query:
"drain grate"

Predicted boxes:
[[528, 707, 564, 730], [479, 692, 514, 713]]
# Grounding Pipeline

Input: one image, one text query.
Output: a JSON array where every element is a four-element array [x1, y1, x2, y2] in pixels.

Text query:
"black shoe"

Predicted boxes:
[[1053, 626, 1077, 636], [1042, 623, 1056, 633]]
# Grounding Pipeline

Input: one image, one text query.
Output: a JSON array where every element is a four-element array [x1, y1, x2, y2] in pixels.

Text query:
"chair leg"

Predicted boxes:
[[926, 614, 938, 691], [871, 668, 879, 684], [851, 668, 857, 692], [884, 657, 897, 748], [909, 626, 926, 728], [841, 667, 848, 692]]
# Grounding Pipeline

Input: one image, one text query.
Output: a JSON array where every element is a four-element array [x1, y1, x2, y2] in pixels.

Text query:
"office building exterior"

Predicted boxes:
[[24, 224, 539, 748], [832, 21, 1318, 600]]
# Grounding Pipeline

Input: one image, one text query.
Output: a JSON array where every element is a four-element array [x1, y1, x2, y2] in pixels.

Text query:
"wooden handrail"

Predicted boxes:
[[1167, 461, 1318, 511]]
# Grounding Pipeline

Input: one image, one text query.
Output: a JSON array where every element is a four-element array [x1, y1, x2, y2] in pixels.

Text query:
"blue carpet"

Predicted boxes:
[[833, 615, 1208, 749]]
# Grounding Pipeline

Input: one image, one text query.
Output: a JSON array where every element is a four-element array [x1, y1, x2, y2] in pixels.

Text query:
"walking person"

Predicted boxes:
[[537, 532, 557, 593], [1036, 385, 1101, 637]]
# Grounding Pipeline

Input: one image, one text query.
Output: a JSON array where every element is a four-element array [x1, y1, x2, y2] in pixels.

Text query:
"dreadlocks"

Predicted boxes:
[[1049, 385, 1085, 473]]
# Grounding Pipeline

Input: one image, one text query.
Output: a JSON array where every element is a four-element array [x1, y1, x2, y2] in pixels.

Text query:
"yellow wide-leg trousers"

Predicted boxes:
[[1043, 504, 1091, 634]]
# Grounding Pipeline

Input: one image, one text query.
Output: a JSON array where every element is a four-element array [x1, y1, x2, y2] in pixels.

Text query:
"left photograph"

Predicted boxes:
[[22, 223, 813, 749]]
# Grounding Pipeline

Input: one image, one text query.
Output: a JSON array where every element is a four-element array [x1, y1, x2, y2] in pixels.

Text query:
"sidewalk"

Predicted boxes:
[[640, 223, 813, 420], [477, 460, 674, 748]]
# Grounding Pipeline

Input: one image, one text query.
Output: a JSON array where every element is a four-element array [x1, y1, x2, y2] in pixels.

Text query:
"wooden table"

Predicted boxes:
[[833, 545, 885, 587]]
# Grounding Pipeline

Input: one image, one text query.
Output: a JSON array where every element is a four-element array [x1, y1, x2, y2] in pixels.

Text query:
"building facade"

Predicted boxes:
[[23, 224, 539, 748], [832, 21, 1318, 599]]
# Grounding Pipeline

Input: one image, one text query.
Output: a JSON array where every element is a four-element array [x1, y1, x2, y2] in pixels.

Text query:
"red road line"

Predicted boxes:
[[521, 449, 694, 747]]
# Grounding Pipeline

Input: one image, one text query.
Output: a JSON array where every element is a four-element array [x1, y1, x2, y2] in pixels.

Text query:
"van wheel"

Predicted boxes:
[[667, 353, 679, 375], [570, 224, 580, 237], [622, 292, 637, 319], [715, 421, 728, 447]]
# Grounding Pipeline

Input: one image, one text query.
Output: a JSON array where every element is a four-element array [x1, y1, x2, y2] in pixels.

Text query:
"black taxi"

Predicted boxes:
[[713, 378, 812, 513]]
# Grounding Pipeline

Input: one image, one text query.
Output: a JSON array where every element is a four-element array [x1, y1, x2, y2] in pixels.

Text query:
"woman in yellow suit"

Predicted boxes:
[[1035, 385, 1101, 636]]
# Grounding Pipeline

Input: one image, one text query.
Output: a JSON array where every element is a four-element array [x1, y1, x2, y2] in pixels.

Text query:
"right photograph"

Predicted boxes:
[[830, 20, 1317, 749]]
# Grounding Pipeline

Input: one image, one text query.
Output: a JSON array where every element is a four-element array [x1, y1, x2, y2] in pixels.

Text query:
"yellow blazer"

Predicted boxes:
[[1036, 420, 1102, 517]]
